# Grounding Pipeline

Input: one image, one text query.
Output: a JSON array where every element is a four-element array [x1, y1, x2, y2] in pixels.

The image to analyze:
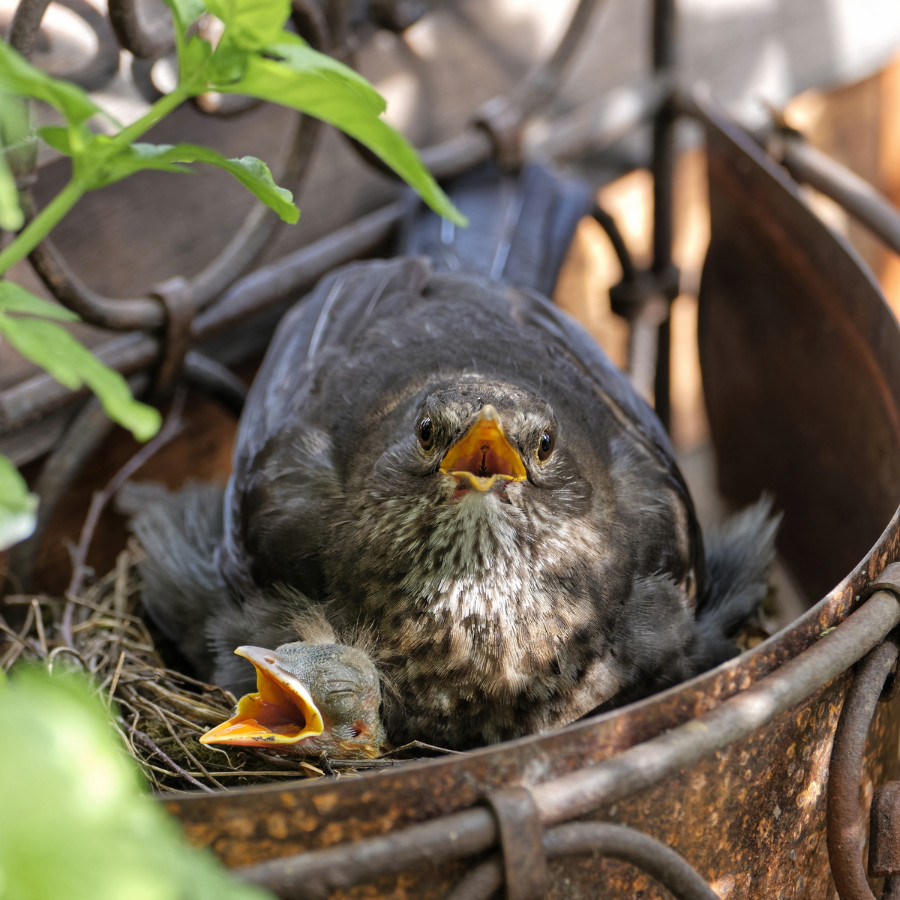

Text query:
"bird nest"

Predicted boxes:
[[0, 542, 433, 794]]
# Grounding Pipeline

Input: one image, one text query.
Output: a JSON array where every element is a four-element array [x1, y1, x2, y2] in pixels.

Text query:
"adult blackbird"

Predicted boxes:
[[127, 166, 778, 751]]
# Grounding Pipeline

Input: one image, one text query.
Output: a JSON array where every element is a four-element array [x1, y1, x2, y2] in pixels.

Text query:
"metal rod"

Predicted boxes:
[[650, 0, 677, 430], [777, 136, 900, 257], [1, 201, 403, 436], [544, 823, 720, 900]]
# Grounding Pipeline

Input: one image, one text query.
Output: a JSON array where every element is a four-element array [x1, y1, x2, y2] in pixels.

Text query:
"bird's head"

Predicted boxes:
[[199, 643, 385, 759], [370, 379, 592, 506], [342, 377, 601, 586]]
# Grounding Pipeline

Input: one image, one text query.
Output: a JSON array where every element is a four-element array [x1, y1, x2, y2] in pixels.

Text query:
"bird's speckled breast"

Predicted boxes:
[[334, 483, 625, 748]]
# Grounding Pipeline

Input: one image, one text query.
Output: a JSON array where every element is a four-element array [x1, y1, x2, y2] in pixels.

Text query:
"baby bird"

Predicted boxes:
[[200, 642, 385, 760]]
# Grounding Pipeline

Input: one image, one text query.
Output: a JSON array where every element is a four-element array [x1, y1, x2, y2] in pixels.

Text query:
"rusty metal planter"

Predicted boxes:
[[154, 94, 900, 899]]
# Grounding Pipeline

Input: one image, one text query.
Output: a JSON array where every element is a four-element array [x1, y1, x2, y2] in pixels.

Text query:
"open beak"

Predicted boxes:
[[199, 646, 325, 748], [439, 404, 527, 491]]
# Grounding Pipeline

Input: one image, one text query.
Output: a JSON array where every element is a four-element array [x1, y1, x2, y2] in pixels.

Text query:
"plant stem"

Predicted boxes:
[[0, 177, 82, 276], [115, 86, 188, 148]]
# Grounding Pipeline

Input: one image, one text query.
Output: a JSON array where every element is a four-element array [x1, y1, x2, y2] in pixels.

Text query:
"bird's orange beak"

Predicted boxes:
[[439, 404, 527, 491], [199, 646, 324, 747]]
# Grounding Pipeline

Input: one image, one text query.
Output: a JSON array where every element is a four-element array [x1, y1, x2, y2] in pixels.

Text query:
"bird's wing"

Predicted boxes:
[[397, 162, 593, 298], [219, 257, 432, 595]]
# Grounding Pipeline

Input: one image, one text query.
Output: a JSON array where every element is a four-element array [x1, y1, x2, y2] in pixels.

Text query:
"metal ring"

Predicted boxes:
[[107, 0, 174, 60], [827, 572, 900, 900]]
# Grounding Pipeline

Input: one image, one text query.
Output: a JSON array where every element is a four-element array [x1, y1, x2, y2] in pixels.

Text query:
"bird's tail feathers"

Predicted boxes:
[[118, 481, 227, 676], [397, 161, 593, 298], [693, 495, 781, 670]]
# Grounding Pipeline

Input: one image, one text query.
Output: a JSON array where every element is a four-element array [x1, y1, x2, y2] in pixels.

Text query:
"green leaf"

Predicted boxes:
[[0, 453, 37, 550], [36, 125, 74, 155], [0, 42, 99, 125], [0, 314, 161, 441], [226, 54, 465, 225], [260, 34, 386, 115], [0, 668, 272, 900], [87, 140, 194, 187], [161, 0, 206, 39], [0, 281, 80, 320], [206, 0, 291, 50], [89, 142, 297, 221], [0, 151, 23, 231], [0, 93, 28, 231]]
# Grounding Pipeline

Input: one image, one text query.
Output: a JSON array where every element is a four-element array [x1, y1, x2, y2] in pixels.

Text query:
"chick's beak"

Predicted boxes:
[[439, 404, 526, 491], [199, 646, 324, 747]]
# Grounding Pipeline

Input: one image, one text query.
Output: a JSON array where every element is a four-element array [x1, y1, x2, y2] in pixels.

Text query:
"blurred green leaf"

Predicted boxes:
[[0, 453, 37, 550], [0, 667, 272, 900], [162, 0, 207, 40], [94, 144, 298, 222], [0, 313, 161, 441], [206, 0, 291, 51], [224, 54, 465, 226], [0, 152, 23, 231], [0, 281, 80, 320], [0, 42, 99, 125], [0, 92, 28, 231]]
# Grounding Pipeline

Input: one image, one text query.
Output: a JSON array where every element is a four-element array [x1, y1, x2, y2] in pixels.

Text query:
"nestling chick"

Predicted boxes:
[[200, 643, 385, 760]]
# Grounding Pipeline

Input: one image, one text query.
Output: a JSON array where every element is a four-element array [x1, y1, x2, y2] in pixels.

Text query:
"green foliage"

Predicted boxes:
[[0, 0, 464, 548], [0, 666, 271, 900], [0, 282, 162, 443], [0, 453, 37, 550]]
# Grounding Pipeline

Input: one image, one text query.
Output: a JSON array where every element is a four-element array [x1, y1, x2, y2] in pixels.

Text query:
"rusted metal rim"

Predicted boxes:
[[232, 576, 900, 897]]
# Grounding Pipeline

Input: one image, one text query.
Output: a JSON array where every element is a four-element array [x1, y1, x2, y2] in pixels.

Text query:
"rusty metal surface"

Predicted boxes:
[[693, 86, 900, 601]]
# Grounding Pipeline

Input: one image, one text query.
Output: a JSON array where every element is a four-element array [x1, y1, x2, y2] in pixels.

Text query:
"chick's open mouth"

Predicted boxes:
[[199, 646, 324, 747]]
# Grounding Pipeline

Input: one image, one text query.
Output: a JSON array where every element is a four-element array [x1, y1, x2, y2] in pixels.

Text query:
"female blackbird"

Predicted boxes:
[[127, 165, 778, 753], [127, 253, 777, 752]]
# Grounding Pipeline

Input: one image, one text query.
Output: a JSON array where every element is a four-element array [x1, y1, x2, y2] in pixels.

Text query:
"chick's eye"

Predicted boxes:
[[537, 428, 555, 462], [417, 416, 435, 451]]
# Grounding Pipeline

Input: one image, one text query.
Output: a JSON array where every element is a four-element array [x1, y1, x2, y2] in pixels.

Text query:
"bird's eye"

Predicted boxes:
[[417, 416, 435, 451], [537, 427, 555, 462]]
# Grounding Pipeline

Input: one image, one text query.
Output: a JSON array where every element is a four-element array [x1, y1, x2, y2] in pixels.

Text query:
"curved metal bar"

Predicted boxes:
[[235, 579, 900, 897], [3, 395, 116, 594], [445, 856, 502, 900], [186, 113, 322, 310], [346, 0, 604, 177], [827, 635, 900, 900], [7, 0, 51, 57], [508, 0, 603, 122], [0, 200, 403, 437], [23, 192, 167, 330], [182, 351, 247, 418], [775, 135, 900, 258], [544, 823, 719, 900], [448, 823, 719, 900], [107, 0, 175, 60], [52, 0, 121, 92]]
